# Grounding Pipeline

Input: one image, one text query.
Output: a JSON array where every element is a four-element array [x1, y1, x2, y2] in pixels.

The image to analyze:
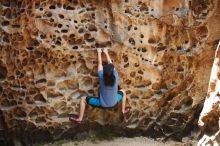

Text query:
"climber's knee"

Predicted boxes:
[[81, 96, 87, 104], [119, 89, 126, 96]]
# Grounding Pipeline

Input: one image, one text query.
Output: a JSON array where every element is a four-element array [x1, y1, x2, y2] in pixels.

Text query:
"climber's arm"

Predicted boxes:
[[103, 48, 112, 64], [97, 48, 103, 71]]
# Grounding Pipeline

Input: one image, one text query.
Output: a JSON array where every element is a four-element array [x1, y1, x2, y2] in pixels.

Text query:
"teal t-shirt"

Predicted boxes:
[[98, 69, 118, 107]]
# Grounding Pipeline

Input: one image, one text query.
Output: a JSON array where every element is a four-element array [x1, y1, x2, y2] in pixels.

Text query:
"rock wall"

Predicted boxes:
[[0, 0, 220, 144], [198, 41, 220, 145]]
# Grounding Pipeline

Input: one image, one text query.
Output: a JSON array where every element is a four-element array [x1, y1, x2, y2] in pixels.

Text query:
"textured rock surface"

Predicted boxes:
[[0, 0, 220, 144], [198, 42, 220, 145]]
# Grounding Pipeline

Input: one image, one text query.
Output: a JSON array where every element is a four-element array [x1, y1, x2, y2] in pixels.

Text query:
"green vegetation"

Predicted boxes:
[[53, 139, 65, 145]]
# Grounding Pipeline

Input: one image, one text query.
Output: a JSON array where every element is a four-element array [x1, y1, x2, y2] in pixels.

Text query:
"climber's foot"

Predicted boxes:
[[122, 107, 130, 114], [69, 114, 82, 124]]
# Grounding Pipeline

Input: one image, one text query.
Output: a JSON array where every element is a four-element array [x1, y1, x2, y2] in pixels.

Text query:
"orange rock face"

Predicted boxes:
[[0, 0, 219, 144], [198, 41, 220, 145]]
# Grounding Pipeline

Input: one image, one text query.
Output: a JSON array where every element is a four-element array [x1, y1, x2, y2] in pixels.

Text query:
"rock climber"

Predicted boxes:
[[69, 48, 130, 123]]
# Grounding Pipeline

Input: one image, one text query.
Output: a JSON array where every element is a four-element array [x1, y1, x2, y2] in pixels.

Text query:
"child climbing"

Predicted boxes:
[[69, 48, 130, 123]]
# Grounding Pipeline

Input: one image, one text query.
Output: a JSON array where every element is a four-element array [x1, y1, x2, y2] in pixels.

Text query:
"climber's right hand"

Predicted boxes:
[[97, 48, 102, 53], [102, 48, 108, 54]]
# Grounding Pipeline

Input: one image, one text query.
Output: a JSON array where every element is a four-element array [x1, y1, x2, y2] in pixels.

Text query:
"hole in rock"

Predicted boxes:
[[59, 14, 65, 19], [129, 38, 135, 45], [126, 90, 131, 94], [55, 40, 61, 45], [45, 11, 52, 17], [184, 96, 193, 106], [58, 24, 63, 28], [34, 94, 46, 103], [3, 34, 10, 42], [1, 21, 10, 26], [14, 108, 27, 118], [177, 66, 184, 72], [12, 24, 20, 28], [84, 33, 91, 40], [36, 116, 47, 123], [127, 25, 132, 31], [4, 9, 12, 19], [131, 95, 139, 99], [69, 34, 75, 39], [134, 63, 139, 67], [36, 79, 47, 84], [88, 89, 94, 94], [72, 46, 78, 49], [92, 13, 96, 18], [27, 47, 34, 51], [0, 66, 7, 80], [138, 70, 144, 75], [124, 63, 129, 68], [57, 37, 61, 40], [140, 34, 144, 38], [1, 99, 10, 106], [29, 107, 45, 117], [50, 18, 54, 23], [130, 72, 136, 77], [72, 0, 78, 5], [61, 29, 68, 33], [142, 48, 147, 52], [86, 38, 95, 42], [161, 125, 173, 134], [125, 9, 130, 13], [49, 5, 56, 9], [123, 55, 128, 62], [30, 89, 37, 95], [8, 76, 15, 80], [88, 24, 97, 31], [32, 39, 40, 46], [0, 86, 2, 95], [86, 7, 96, 11], [148, 38, 157, 43], [15, 70, 21, 76], [11, 0, 17, 7], [125, 79, 131, 85], [157, 46, 166, 51], [177, 46, 182, 50], [174, 105, 181, 110], [2, 0, 10, 7], [95, 41, 111, 48], [78, 28, 84, 33], [57, 3, 62, 8], [66, 6, 75, 10], [40, 34, 46, 39], [75, 38, 84, 44], [166, 92, 176, 101]]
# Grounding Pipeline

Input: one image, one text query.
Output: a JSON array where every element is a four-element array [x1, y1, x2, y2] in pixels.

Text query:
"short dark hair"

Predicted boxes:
[[103, 63, 115, 86]]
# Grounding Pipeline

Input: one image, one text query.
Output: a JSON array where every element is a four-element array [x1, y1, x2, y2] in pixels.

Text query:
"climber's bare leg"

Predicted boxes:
[[120, 89, 128, 113], [71, 96, 86, 122], [78, 96, 87, 121]]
